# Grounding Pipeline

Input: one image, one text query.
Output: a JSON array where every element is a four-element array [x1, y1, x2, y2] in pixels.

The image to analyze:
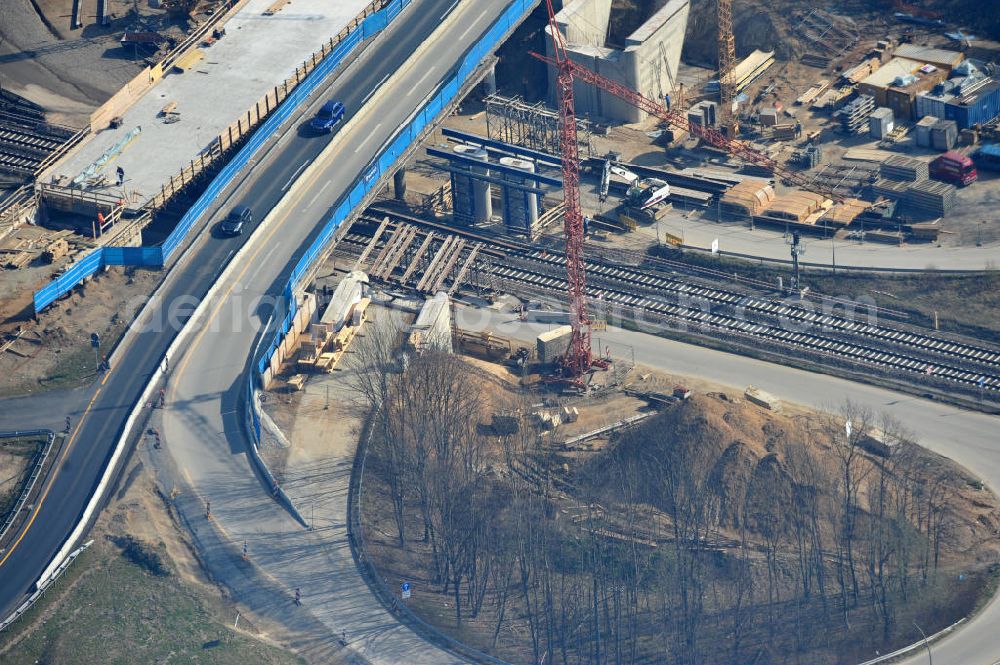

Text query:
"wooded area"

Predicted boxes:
[[351, 321, 1000, 664]]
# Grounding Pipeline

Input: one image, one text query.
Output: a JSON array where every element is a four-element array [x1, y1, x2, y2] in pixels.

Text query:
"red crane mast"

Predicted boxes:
[[544, 0, 591, 378]]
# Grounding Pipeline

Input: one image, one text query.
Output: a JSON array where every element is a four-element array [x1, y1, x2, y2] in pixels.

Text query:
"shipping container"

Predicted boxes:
[[944, 79, 1000, 129], [915, 90, 954, 120], [915, 115, 938, 147], [869, 107, 894, 139], [931, 118, 958, 150], [974, 143, 1000, 171]]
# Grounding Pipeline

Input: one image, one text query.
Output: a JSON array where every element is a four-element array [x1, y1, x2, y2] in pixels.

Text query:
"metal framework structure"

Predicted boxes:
[[484, 93, 592, 157], [716, 0, 738, 134], [530, 50, 832, 199], [544, 0, 591, 378]]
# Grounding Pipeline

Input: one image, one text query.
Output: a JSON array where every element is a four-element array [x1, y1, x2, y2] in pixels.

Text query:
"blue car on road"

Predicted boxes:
[[310, 100, 346, 133]]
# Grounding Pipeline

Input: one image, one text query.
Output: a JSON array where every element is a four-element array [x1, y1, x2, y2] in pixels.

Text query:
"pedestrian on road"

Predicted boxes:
[[294, 588, 301, 606], [116, 166, 125, 185], [158, 388, 166, 408], [64, 416, 71, 433]]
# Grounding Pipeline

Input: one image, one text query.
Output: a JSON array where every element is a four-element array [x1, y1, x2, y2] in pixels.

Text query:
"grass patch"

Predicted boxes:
[[0, 540, 303, 665]]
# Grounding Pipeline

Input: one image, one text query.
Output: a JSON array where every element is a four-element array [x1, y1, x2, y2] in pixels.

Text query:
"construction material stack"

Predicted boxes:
[[719, 179, 776, 218], [905, 180, 957, 216], [872, 155, 956, 216], [837, 94, 876, 134], [879, 155, 929, 181]]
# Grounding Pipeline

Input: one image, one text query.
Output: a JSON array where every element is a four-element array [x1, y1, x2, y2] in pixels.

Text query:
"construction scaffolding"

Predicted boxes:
[[484, 94, 593, 157]]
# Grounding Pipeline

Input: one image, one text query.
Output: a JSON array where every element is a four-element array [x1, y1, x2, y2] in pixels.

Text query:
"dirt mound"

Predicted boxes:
[[597, 394, 823, 530]]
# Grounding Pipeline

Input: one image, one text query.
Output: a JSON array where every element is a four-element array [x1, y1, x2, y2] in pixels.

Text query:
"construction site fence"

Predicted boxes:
[[32, 0, 396, 314], [254, 0, 540, 377]]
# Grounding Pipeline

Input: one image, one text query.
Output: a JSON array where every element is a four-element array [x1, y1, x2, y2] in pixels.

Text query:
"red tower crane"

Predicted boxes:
[[530, 50, 831, 199], [543, 0, 591, 378]]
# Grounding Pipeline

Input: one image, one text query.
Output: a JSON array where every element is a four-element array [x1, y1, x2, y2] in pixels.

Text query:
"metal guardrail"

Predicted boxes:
[[855, 618, 965, 665], [0, 539, 92, 634], [0, 431, 55, 548], [254, 0, 540, 377], [248, 2, 540, 662]]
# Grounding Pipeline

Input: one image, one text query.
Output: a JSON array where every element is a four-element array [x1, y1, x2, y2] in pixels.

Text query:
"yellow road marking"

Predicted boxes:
[[0, 386, 102, 568]]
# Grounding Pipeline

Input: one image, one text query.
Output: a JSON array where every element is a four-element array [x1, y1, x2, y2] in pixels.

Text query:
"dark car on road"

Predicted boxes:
[[220, 206, 252, 236], [310, 100, 346, 134]]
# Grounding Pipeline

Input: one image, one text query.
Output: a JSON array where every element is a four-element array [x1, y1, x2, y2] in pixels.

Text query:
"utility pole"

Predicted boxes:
[[786, 231, 805, 291]]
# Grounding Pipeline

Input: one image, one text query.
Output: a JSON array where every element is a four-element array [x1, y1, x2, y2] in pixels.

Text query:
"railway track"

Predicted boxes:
[[340, 210, 1000, 397]]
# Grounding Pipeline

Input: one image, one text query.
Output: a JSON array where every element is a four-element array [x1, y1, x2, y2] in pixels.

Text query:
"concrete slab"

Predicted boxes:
[[49, 0, 370, 204]]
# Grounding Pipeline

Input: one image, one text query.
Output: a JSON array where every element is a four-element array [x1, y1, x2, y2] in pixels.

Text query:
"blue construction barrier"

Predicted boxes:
[[255, 0, 538, 375], [32, 0, 414, 314]]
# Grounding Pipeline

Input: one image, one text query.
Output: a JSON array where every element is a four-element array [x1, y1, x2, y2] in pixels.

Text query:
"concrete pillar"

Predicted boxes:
[[453, 144, 491, 224], [393, 168, 407, 200], [483, 63, 497, 96], [499, 157, 538, 234]]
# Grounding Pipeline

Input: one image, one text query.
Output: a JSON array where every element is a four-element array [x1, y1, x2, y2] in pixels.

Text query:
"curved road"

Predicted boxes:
[[155, 0, 513, 662], [0, 0, 499, 635]]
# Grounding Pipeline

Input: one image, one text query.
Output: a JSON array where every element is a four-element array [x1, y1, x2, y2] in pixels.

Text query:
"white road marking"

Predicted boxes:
[[459, 8, 488, 40], [246, 242, 282, 283], [360, 73, 391, 106], [353, 123, 384, 153], [280, 160, 309, 192], [306, 180, 332, 208], [440, 0, 458, 20], [410, 67, 439, 94]]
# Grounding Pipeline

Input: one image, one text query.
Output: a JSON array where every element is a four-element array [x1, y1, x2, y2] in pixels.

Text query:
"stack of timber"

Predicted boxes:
[[765, 191, 829, 223], [812, 87, 853, 111], [879, 155, 929, 181], [837, 95, 876, 134], [822, 198, 870, 226], [723, 50, 776, 93], [841, 58, 882, 84], [796, 80, 830, 106], [871, 178, 911, 198], [718, 179, 776, 217], [904, 180, 956, 216]]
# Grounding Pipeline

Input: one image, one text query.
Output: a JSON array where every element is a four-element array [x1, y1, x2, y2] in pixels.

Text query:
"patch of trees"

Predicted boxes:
[[351, 321, 989, 664]]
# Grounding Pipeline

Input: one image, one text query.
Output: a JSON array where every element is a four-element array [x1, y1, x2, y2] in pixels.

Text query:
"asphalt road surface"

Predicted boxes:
[[0, 0, 487, 628], [157, 0, 512, 661]]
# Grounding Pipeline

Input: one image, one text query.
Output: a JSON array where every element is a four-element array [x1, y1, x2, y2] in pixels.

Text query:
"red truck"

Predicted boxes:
[[930, 151, 978, 186]]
